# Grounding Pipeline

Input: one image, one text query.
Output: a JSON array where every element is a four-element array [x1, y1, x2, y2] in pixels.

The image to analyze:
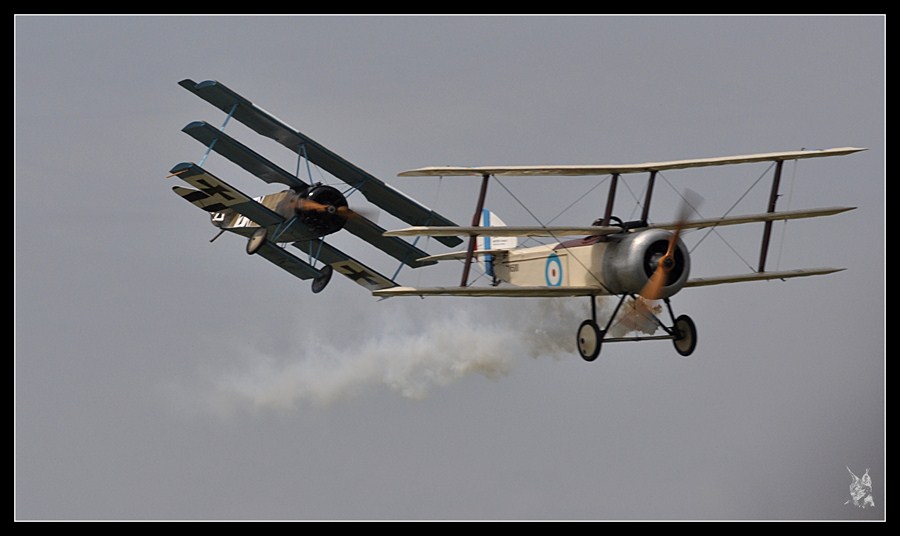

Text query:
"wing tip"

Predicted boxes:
[[182, 120, 208, 132], [169, 162, 195, 175]]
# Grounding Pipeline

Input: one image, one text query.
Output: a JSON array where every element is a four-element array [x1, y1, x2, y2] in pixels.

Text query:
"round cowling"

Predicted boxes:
[[602, 229, 691, 298], [296, 184, 349, 236]]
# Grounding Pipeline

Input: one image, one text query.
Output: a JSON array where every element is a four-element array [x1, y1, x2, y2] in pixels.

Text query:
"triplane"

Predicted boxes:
[[375, 151, 860, 361], [169, 79, 862, 361], [169, 79, 461, 294]]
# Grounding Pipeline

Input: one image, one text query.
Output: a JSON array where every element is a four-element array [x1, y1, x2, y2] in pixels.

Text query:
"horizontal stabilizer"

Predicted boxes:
[[373, 285, 609, 298], [399, 148, 867, 177], [292, 240, 396, 291], [181, 121, 308, 191], [684, 267, 845, 288], [169, 162, 284, 227], [180, 78, 463, 248], [256, 242, 324, 280], [385, 225, 621, 238], [172, 185, 226, 212]]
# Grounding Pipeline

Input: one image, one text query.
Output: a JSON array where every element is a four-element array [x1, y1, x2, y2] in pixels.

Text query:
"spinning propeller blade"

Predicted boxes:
[[298, 198, 377, 221], [639, 190, 702, 300]]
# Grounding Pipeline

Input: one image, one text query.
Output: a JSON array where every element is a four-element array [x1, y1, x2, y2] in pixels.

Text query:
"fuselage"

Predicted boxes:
[[494, 228, 691, 298], [210, 184, 349, 243]]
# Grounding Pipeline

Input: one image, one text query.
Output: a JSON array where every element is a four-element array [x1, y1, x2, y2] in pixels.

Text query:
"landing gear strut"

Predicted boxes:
[[576, 295, 698, 362]]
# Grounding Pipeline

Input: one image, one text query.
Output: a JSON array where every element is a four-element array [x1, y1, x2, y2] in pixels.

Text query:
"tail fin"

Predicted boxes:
[[477, 209, 517, 252], [477, 209, 517, 279]]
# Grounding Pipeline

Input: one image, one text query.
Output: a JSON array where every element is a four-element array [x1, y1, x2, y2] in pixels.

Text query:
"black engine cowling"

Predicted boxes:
[[602, 229, 691, 298], [296, 184, 349, 236]]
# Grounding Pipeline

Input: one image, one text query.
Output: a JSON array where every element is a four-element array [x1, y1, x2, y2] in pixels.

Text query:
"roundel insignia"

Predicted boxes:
[[545, 253, 563, 286]]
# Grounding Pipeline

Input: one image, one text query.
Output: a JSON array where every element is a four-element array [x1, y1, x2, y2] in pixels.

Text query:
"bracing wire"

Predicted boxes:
[[618, 176, 647, 221], [545, 176, 610, 225], [493, 176, 615, 295], [677, 162, 775, 272]]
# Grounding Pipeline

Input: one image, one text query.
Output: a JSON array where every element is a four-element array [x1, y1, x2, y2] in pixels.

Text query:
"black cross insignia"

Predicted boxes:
[[195, 178, 236, 201], [335, 262, 382, 288]]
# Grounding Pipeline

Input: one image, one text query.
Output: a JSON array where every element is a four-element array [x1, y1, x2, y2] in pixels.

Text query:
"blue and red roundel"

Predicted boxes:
[[545, 253, 563, 286]]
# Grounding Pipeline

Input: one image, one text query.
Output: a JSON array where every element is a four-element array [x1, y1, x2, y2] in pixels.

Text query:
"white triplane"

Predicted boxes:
[[373, 147, 863, 361]]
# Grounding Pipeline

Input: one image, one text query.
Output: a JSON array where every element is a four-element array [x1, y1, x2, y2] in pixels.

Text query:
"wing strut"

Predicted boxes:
[[640, 171, 657, 225], [460, 173, 491, 287], [757, 160, 783, 272], [199, 102, 238, 167], [602, 173, 620, 226]]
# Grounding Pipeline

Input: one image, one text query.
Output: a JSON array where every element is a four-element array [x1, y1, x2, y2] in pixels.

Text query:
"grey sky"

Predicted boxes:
[[15, 16, 884, 520]]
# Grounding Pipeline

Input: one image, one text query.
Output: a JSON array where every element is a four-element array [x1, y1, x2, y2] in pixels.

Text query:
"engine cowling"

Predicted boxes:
[[296, 184, 349, 236], [602, 229, 691, 299]]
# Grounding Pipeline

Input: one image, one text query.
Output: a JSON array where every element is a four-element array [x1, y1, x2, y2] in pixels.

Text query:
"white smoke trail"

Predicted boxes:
[[200, 297, 655, 414]]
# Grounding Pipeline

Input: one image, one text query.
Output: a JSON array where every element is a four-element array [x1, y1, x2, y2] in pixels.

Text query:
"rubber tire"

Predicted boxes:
[[672, 314, 697, 357], [246, 228, 268, 255], [311, 265, 333, 294], [577, 319, 602, 362]]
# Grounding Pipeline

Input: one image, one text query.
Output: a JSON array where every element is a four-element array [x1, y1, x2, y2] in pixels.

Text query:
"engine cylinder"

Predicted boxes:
[[602, 229, 691, 298]]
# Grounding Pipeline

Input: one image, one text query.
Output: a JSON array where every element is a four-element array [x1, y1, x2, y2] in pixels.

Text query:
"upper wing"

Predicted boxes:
[[399, 147, 866, 177], [169, 162, 284, 227], [179, 78, 463, 247], [292, 239, 396, 291]]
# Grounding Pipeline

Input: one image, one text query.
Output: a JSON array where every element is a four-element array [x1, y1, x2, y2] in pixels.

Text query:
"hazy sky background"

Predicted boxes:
[[15, 16, 884, 520]]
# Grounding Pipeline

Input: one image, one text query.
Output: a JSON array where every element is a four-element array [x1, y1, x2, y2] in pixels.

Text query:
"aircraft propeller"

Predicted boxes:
[[298, 197, 378, 221], [639, 190, 702, 301]]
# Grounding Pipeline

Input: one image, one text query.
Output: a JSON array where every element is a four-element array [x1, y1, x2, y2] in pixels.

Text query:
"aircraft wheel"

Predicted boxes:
[[311, 265, 333, 294], [577, 319, 602, 362], [246, 228, 268, 255], [672, 314, 697, 357]]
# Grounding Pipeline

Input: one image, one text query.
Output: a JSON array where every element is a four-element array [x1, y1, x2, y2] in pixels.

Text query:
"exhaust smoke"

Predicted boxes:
[[199, 297, 661, 413]]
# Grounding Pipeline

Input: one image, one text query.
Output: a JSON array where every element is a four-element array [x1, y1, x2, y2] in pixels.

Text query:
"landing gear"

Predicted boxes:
[[246, 228, 267, 255], [575, 295, 698, 361], [577, 319, 602, 362], [311, 265, 333, 294], [671, 314, 697, 357]]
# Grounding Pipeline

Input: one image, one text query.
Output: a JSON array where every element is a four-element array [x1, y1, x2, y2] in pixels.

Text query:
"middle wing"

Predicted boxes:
[[385, 225, 622, 238], [383, 207, 856, 238]]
